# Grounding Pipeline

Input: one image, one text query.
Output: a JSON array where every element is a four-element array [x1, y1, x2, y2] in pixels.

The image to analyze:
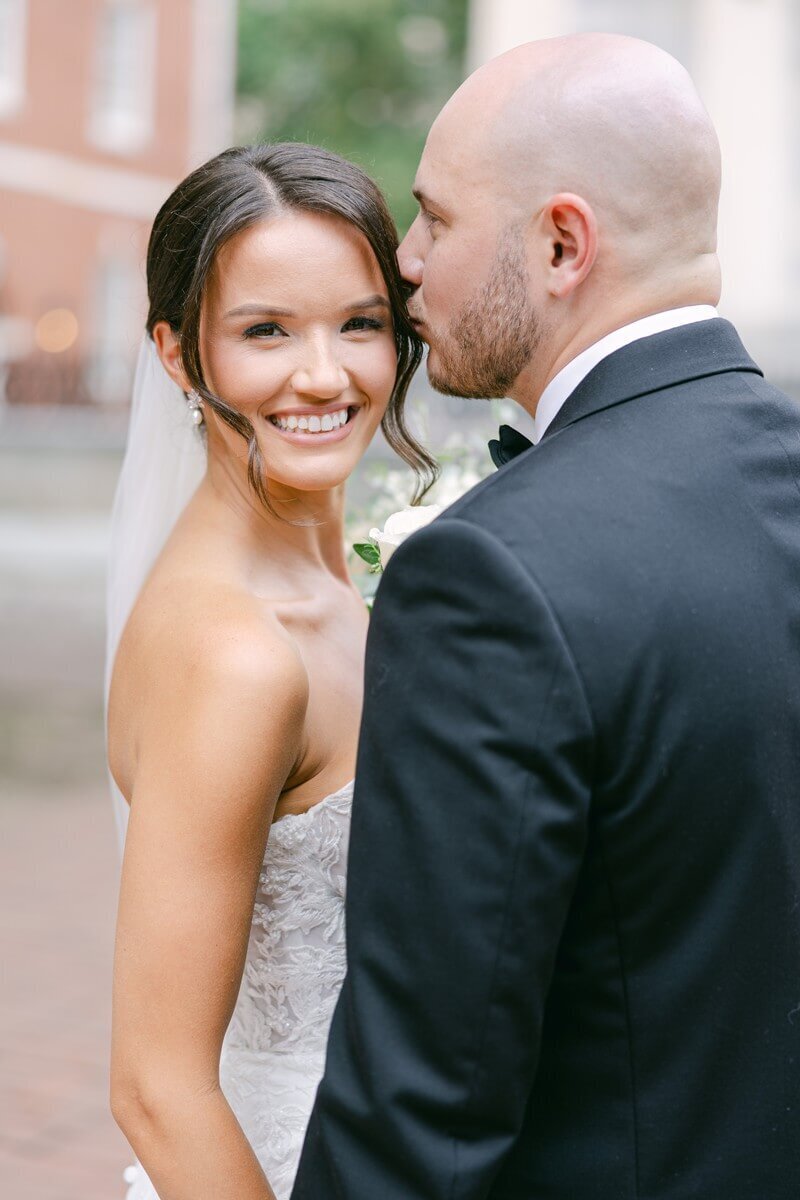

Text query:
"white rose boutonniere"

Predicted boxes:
[[354, 504, 443, 573]]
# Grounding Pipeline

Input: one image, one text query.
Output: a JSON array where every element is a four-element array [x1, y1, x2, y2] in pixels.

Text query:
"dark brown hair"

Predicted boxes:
[[146, 142, 437, 506]]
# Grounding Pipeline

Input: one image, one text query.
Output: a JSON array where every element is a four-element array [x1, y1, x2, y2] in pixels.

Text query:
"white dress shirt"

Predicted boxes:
[[532, 305, 719, 443]]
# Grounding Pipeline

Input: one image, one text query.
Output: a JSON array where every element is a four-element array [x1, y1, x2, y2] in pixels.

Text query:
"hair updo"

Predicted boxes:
[[146, 142, 437, 506]]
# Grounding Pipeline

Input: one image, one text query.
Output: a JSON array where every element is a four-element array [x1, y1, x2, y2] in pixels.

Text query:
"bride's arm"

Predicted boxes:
[[110, 600, 308, 1200]]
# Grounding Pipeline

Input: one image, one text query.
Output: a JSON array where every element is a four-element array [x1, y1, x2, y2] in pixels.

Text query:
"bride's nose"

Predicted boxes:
[[290, 345, 349, 400]]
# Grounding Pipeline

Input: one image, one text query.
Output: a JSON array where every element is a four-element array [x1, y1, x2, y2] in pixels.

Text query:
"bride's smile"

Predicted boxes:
[[268, 403, 355, 437]]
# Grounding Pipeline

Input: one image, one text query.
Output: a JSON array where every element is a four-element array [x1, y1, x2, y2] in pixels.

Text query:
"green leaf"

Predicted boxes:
[[353, 541, 381, 567]]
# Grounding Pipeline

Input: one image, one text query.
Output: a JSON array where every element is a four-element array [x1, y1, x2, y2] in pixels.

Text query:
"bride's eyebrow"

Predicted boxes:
[[343, 295, 390, 313], [225, 303, 294, 319], [224, 296, 390, 320]]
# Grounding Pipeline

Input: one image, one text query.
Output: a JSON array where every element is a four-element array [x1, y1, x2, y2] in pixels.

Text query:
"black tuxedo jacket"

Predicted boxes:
[[292, 320, 800, 1199]]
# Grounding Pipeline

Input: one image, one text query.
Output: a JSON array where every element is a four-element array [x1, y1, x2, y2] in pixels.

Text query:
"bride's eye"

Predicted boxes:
[[342, 316, 386, 333], [243, 322, 285, 339]]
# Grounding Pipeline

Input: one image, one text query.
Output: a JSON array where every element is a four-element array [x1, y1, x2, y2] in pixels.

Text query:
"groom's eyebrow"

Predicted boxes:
[[412, 186, 442, 213]]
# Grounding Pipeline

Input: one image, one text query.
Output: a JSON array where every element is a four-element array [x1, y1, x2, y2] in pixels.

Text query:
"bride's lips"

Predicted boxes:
[[266, 402, 360, 446]]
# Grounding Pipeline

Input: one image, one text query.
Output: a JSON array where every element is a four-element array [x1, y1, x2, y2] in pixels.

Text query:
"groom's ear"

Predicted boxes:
[[152, 320, 192, 394], [543, 193, 598, 299]]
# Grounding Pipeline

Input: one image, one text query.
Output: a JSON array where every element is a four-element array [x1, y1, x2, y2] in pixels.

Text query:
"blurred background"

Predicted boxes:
[[0, 1, 796, 1196]]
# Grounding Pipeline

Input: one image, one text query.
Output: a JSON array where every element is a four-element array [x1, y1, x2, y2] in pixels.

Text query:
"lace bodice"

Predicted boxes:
[[225, 780, 352, 1059], [124, 780, 353, 1200]]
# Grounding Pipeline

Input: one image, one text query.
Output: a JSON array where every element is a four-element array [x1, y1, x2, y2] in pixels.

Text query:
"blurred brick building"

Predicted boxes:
[[0, 0, 237, 408]]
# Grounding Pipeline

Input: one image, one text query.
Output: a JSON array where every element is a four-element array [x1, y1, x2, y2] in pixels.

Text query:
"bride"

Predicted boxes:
[[106, 142, 435, 1200]]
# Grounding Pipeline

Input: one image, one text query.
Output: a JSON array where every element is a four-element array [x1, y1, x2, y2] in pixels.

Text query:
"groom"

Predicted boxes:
[[292, 34, 800, 1200]]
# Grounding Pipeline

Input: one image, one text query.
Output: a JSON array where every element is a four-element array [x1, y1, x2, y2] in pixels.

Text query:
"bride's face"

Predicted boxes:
[[199, 210, 397, 497]]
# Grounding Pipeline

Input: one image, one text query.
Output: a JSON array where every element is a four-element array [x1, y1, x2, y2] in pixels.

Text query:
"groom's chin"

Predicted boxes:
[[425, 348, 481, 400], [427, 364, 468, 398], [428, 372, 479, 400], [426, 359, 504, 402]]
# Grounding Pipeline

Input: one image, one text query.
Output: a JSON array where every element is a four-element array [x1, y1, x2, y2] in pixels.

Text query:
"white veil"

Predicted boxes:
[[105, 337, 207, 851]]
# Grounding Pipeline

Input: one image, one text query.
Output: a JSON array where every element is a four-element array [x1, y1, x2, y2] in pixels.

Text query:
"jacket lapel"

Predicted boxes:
[[541, 319, 763, 442]]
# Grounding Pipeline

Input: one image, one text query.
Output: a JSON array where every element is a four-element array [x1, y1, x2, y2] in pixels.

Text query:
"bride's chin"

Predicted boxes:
[[258, 425, 378, 491], [263, 458, 359, 497]]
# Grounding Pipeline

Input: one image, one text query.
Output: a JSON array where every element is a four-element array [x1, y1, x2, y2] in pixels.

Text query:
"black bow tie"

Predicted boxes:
[[488, 424, 534, 468]]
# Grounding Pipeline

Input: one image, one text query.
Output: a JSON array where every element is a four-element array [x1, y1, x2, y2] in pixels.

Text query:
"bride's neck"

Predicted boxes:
[[199, 460, 351, 586]]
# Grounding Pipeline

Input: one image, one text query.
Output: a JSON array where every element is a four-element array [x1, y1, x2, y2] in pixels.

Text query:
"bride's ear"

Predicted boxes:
[[152, 320, 192, 393]]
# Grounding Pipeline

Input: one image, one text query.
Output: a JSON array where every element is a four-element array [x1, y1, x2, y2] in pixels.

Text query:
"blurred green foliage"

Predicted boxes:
[[236, 0, 468, 234]]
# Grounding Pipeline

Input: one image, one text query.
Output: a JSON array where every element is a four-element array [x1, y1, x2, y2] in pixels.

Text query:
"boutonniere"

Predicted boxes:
[[354, 504, 443, 577]]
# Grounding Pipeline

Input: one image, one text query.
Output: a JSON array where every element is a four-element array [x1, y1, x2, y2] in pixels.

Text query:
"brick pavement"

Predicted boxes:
[[0, 781, 131, 1199]]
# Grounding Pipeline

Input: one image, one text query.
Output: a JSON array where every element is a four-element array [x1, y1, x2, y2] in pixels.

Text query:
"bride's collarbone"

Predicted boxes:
[[268, 588, 369, 673], [267, 575, 368, 628]]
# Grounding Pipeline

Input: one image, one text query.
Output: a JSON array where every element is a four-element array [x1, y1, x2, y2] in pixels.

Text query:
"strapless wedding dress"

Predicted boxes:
[[123, 779, 353, 1200]]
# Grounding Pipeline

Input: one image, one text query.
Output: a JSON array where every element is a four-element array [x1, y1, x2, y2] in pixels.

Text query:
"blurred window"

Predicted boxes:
[[88, 0, 156, 154], [0, 0, 28, 117]]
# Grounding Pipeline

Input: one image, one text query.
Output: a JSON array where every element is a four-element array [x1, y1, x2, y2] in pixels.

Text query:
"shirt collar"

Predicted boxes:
[[532, 305, 719, 444]]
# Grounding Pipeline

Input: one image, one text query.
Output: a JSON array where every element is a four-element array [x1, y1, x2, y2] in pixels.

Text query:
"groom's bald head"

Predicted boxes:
[[399, 34, 722, 408], [445, 34, 719, 258]]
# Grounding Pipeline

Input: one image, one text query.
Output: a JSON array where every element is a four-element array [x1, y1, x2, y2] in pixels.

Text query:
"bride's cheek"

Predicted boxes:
[[235, 359, 283, 417], [365, 345, 398, 413]]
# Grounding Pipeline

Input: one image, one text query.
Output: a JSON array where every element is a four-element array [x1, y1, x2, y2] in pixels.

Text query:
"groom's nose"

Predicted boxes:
[[397, 226, 424, 290]]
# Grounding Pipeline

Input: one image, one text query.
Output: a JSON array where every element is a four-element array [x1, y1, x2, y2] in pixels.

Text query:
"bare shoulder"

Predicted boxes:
[[141, 574, 308, 714], [111, 576, 310, 802]]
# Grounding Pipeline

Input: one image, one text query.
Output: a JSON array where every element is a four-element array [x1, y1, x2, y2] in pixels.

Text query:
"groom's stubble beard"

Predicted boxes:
[[426, 227, 542, 400]]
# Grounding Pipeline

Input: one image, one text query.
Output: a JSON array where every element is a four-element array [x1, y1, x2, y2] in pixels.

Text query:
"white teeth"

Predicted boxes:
[[273, 408, 352, 433]]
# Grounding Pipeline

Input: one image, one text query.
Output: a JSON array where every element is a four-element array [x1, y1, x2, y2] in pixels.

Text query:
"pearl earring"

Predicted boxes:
[[186, 388, 204, 427]]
